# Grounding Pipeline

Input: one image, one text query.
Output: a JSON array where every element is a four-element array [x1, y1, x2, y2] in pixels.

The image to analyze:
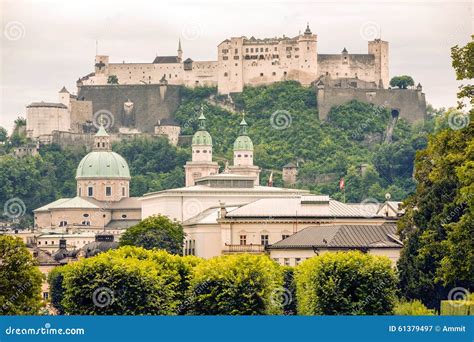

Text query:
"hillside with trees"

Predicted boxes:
[[0, 81, 452, 226]]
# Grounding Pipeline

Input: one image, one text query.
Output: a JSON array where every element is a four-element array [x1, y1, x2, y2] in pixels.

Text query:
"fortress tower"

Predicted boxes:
[[184, 108, 219, 186], [368, 39, 389, 88], [228, 115, 260, 184]]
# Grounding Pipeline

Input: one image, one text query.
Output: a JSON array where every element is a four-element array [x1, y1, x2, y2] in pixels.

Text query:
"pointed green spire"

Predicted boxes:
[[239, 112, 248, 135], [198, 104, 206, 130]]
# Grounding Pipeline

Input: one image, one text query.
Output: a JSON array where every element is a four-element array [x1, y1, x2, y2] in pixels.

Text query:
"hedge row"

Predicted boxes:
[[49, 248, 398, 315]]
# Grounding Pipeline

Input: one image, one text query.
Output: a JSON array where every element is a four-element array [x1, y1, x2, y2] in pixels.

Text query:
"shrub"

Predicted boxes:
[[295, 251, 397, 315], [394, 300, 435, 315], [61, 246, 199, 315], [188, 254, 284, 315], [119, 215, 185, 255], [440, 294, 474, 315], [47, 265, 70, 314], [0, 236, 43, 315]]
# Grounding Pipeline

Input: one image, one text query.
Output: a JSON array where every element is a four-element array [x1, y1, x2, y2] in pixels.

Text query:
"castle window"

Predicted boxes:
[[274, 47, 277, 51], [244, 154, 248, 157], [251, 48, 254, 53], [260, 73, 263, 77], [283, 71, 287, 76], [240, 235, 247, 245], [265, 48, 269, 52], [224, 72, 228, 77], [122, 214, 127, 219], [106, 186, 112, 197], [83, 213, 89, 218], [234, 48, 238, 54], [223, 56, 228, 60], [59, 221, 68, 227], [81, 221, 90, 226], [88, 186, 93, 197], [282, 234, 290, 240], [196, 150, 200, 153], [238, 154, 241, 157], [102, 142, 105, 148], [272, 72, 276, 76], [260, 235, 269, 246], [78, 187, 82, 196], [246, 48, 249, 53], [203, 150, 207, 153], [122, 187, 126, 197], [233, 56, 239, 60]]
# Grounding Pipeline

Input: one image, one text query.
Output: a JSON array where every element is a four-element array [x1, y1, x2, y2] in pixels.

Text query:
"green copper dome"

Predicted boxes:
[[192, 130, 212, 146], [76, 151, 130, 179], [234, 135, 253, 151], [192, 108, 212, 146], [233, 114, 253, 151]]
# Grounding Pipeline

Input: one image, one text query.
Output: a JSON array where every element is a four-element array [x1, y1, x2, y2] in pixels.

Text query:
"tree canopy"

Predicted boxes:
[[0, 236, 43, 315], [390, 75, 415, 89], [119, 215, 185, 255], [397, 37, 473, 309]]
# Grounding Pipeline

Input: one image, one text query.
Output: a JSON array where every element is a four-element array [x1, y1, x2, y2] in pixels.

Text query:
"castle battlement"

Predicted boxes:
[[79, 24, 389, 94]]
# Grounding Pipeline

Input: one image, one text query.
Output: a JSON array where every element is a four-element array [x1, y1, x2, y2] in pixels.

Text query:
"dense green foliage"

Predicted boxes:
[[175, 81, 431, 202], [440, 294, 474, 315], [397, 38, 474, 309], [0, 236, 43, 314], [393, 300, 435, 315], [187, 254, 284, 315], [295, 251, 397, 315], [390, 75, 415, 89], [58, 246, 199, 315], [119, 215, 185, 255], [47, 265, 68, 315], [1, 81, 440, 228]]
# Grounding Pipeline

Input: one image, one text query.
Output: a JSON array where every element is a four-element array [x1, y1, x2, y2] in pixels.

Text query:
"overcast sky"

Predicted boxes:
[[0, 0, 472, 131]]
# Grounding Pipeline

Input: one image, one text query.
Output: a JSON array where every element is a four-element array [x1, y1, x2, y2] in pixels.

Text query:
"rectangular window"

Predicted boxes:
[[295, 258, 301, 265], [260, 235, 269, 246], [240, 235, 247, 245], [122, 187, 126, 197], [282, 234, 290, 240], [106, 186, 112, 197], [88, 186, 93, 197], [284, 258, 290, 266]]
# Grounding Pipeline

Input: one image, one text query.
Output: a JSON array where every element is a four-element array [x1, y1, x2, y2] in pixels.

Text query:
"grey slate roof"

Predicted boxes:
[[268, 224, 402, 249], [153, 56, 180, 64], [225, 197, 382, 218]]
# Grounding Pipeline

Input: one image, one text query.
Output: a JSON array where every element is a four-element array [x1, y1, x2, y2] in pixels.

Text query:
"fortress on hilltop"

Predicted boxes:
[[23, 24, 426, 147], [80, 24, 389, 94]]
